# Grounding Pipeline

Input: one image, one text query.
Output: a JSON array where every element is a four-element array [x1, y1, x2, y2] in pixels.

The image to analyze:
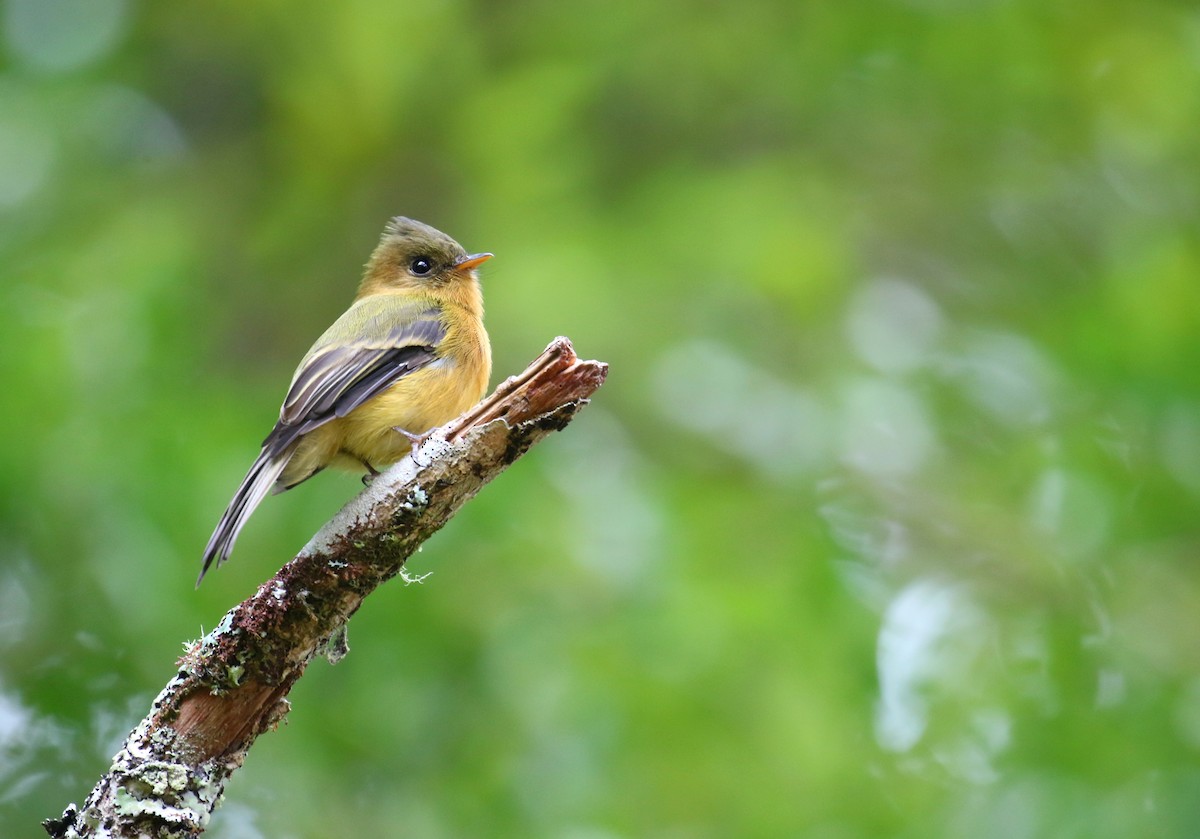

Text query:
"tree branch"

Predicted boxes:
[[45, 337, 608, 839]]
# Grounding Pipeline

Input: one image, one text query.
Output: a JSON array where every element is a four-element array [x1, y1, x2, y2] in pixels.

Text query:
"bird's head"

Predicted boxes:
[[360, 217, 492, 304]]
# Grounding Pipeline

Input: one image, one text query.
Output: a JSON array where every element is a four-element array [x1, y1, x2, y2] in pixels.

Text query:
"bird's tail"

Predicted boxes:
[[197, 449, 290, 586]]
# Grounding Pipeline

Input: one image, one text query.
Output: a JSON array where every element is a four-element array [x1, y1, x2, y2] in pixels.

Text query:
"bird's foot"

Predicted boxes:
[[394, 427, 431, 465], [360, 460, 381, 486]]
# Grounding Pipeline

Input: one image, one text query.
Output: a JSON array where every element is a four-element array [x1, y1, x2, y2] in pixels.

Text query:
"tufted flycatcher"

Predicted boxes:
[[198, 216, 492, 584]]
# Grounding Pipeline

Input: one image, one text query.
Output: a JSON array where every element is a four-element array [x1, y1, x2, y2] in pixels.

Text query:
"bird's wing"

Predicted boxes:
[[266, 296, 446, 456], [198, 297, 444, 583]]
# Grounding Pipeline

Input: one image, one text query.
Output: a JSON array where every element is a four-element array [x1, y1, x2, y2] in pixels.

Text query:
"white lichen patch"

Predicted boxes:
[[320, 625, 350, 665], [404, 486, 428, 508], [415, 434, 453, 463], [136, 762, 191, 795], [400, 569, 432, 585], [107, 759, 216, 831], [212, 612, 235, 636]]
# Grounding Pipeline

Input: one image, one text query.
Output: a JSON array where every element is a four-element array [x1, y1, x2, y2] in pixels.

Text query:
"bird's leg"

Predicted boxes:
[[393, 426, 428, 457], [360, 459, 381, 486]]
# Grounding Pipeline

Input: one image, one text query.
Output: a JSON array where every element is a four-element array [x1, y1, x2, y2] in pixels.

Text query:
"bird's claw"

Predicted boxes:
[[394, 426, 430, 465], [360, 460, 380, 486]]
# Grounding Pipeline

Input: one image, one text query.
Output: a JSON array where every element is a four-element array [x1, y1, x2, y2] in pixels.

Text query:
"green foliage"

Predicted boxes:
[[2, 0, 1199, 836]]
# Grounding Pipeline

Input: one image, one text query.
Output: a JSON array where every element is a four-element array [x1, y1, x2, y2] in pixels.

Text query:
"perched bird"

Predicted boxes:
[[198, 216, 492, 584]]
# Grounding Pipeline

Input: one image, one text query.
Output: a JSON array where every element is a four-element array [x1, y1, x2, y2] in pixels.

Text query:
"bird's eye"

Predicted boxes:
[[409, 257, 434, 276]]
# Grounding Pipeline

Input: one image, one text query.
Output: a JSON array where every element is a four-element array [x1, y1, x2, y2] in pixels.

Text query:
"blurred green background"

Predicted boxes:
[[3, 0, 1200, 836]]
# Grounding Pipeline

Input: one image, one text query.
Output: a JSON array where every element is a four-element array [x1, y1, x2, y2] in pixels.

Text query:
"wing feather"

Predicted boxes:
[[198, 296, 446, 580], [264, 297, 446, 456]]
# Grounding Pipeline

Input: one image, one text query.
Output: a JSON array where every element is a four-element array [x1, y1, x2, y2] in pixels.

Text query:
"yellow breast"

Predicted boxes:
[[338, 314, 491, 467], [278, 309, 490, 485]]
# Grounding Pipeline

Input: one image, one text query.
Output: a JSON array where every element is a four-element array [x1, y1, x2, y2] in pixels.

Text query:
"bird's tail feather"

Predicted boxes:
[[197, 450, 290, 586]]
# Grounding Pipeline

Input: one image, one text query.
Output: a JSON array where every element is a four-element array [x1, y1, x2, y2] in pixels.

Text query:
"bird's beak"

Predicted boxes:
[[454, 252, 493, 273]]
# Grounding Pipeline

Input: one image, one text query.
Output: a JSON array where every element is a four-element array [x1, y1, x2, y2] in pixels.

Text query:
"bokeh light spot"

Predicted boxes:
[[838, 378, 935, 477], [846, 277, 943, 375], [3, 0, 128, 73]]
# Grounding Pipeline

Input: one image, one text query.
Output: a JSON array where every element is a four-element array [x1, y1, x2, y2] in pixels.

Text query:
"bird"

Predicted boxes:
[[197, 216, 492, 584]]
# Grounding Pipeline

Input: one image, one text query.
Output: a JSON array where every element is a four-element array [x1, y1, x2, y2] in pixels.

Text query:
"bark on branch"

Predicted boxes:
[[45, 337, 608, 838]]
